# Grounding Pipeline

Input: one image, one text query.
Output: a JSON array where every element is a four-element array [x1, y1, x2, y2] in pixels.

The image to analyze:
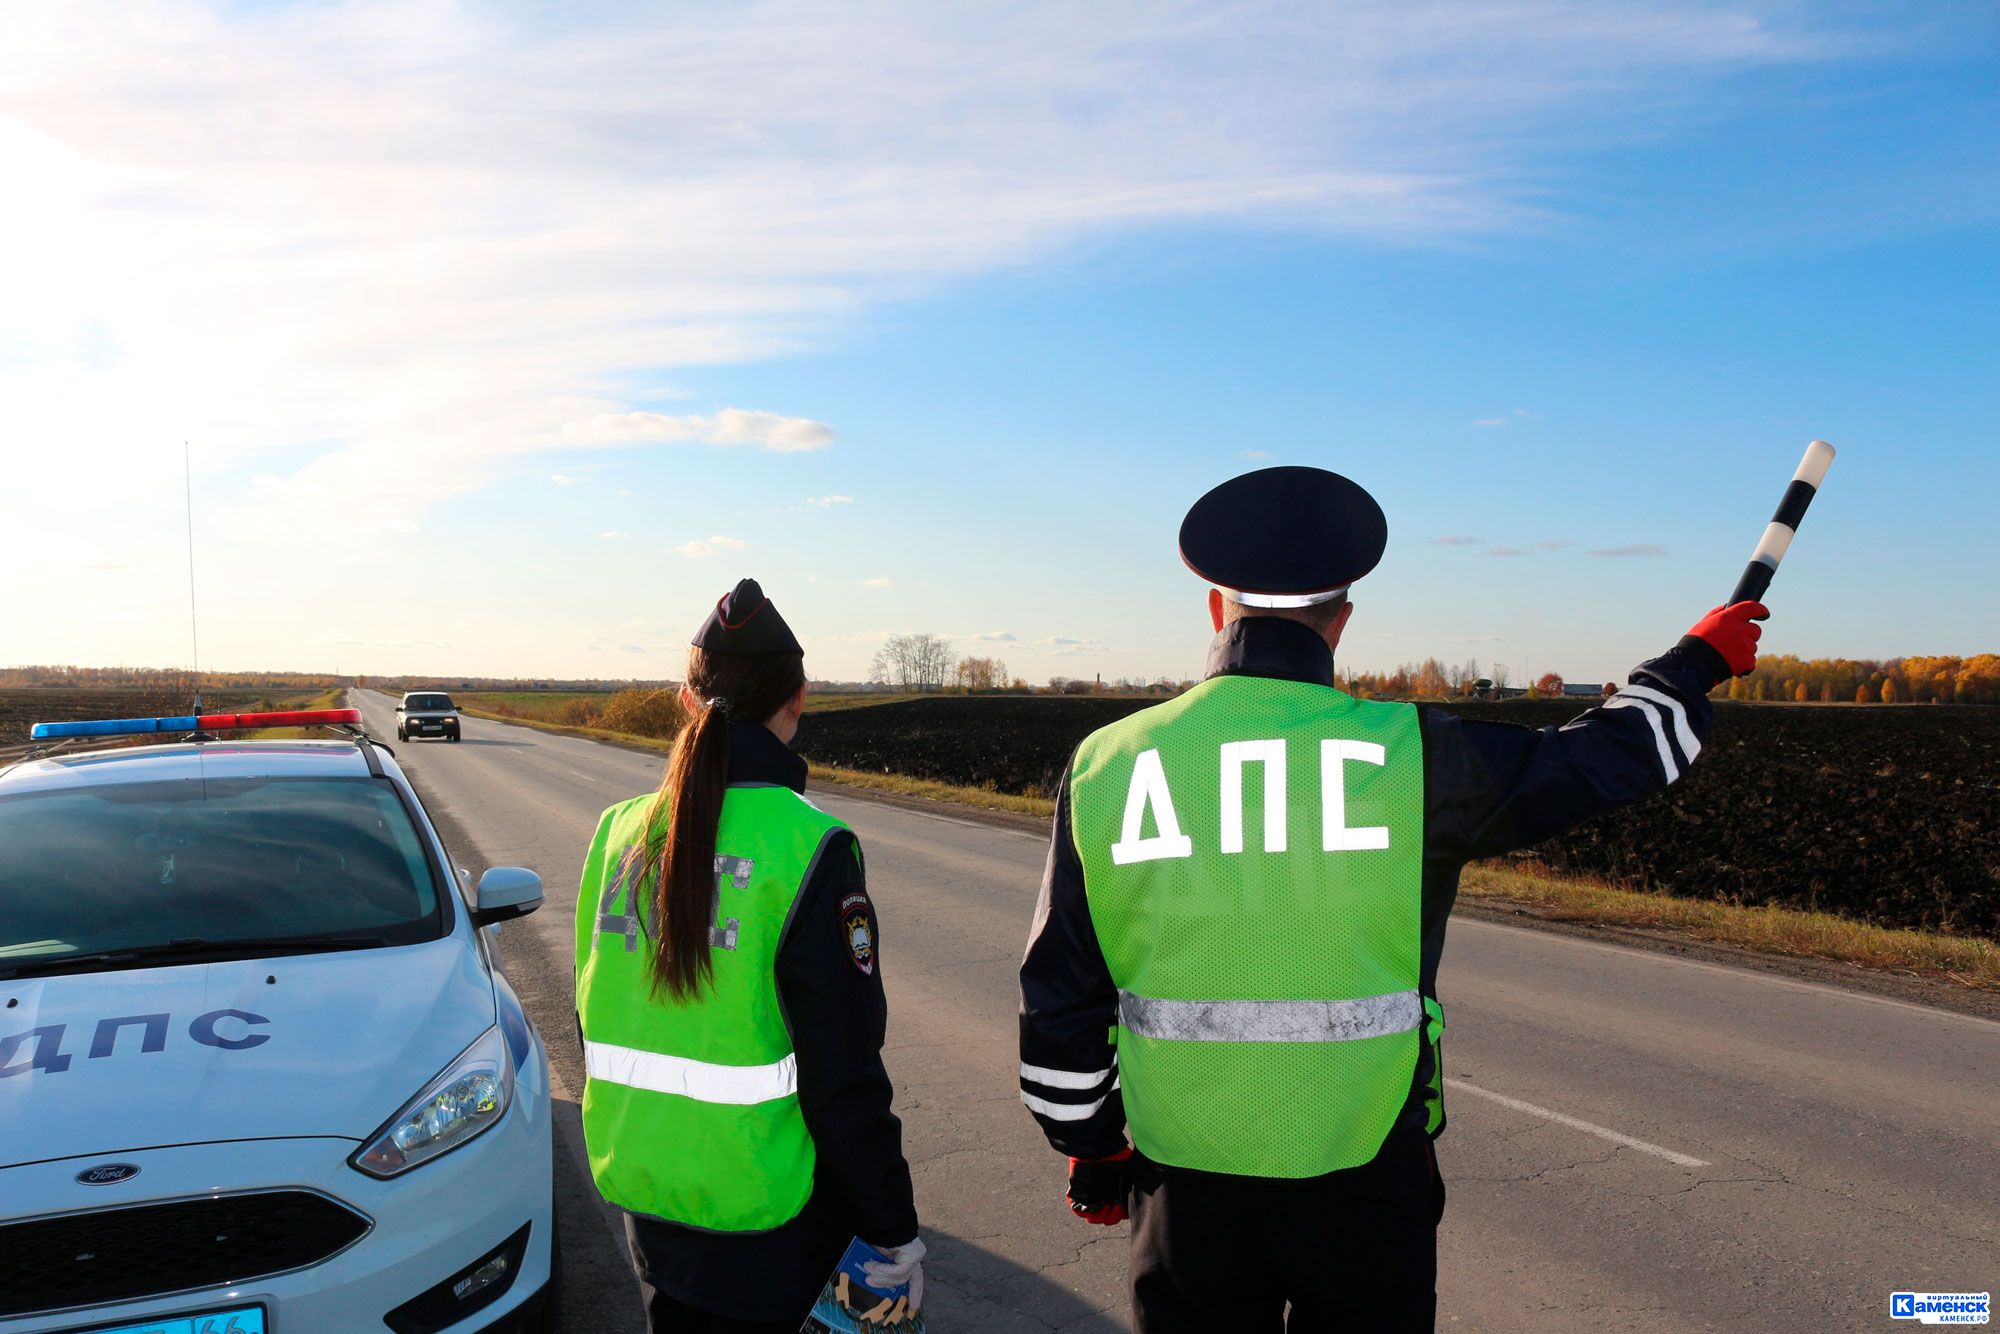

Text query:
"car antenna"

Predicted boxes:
[[184, 442, 213, 739]]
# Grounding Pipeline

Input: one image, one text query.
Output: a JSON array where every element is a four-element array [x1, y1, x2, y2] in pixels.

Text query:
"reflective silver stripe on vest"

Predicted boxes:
[[1118, 989, 1423, 1044], [585, 1040, 798, 1106]]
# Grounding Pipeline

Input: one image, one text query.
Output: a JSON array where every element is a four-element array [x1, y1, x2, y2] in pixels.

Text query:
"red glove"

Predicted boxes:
[[1687, 601, 1770, 678], [1066, 1146, 1133, 1225]]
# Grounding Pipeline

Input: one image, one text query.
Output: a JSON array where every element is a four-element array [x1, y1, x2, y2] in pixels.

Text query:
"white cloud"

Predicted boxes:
[[1245, 449, 1275, 460], [1473, 418, 1509, 428], [1486, 546, 1534, 558], [0, 0, 1844, 663], [1039, 635, 1111, 656], [598, 530, 630, 540], [677, 535, 750, 558], [805, 494, 856, 509], [563, 407, 834, 453], [969, 630, 1018, 643], [1432, 535, 1485, 546], [858, 577, 893, 589]]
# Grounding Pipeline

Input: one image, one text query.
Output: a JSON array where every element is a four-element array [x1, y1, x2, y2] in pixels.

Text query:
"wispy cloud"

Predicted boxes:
[[1432, 535, 1486, 546], [550, 474, 581, 486], [858, 577, 893, 588], [563, 407, 834, 453], [969, 630, 1018, 643], [1244, 449, 1275, 460], [1039, 635, 1112, 656], [1, 0, 1836, 555], [1536, 540, 1573, 551], [804, 494, 855, 509], [1588, 543, 1668, 558], [598, 530, 630, 540], [1473, 418, 1509, 428], [1474, 408, 1539, 428], [1486, 546, 1535, 558], [676, 535, 750, 558]]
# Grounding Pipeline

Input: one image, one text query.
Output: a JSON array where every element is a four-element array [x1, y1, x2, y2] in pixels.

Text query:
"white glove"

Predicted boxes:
[[860, 1235, 927, 1313]]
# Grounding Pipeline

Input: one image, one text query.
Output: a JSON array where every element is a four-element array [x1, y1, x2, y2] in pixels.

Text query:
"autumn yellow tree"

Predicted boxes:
[[1881, 677, 1899, 703]]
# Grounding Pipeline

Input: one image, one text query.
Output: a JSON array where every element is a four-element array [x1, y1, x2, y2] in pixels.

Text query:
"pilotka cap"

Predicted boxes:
[[1178, 466, 1388, 608], [692, 578, 804, 656]]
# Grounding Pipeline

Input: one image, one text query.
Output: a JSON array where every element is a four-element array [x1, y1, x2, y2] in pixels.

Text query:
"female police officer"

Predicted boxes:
[[575, 579, 924, 1332]]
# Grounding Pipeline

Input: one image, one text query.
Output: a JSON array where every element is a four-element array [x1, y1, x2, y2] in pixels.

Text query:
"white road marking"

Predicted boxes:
[[1446, 1077, 1709, 1167]]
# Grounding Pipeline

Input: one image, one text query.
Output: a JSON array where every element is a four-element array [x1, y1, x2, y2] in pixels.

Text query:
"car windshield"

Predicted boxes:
[[406, 695, 453, 710], [0, 776, 444, 969]]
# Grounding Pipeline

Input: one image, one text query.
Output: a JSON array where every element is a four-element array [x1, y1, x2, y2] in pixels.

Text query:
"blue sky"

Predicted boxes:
[[1, 2, 1993, 684]]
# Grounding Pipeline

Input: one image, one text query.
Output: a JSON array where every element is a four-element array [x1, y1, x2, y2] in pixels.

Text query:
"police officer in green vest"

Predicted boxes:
[[577, 579, 925, 1332], [1017, 467, 1767, 1331]]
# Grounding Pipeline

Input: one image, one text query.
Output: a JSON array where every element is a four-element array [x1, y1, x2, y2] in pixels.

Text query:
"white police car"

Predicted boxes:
[[0, 708, 559, 1334]]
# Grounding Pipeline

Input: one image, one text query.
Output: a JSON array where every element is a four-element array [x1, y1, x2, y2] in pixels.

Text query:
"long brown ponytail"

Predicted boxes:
[[641, 645, 807, 1000]]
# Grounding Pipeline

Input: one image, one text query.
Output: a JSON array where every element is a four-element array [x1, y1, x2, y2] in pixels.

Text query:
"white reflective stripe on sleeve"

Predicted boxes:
[[1750, 521, 1794, 568], [1118, 989, 1421, 1043], [1615, 683, 1701, 763], [1020, 1061, 1113, 1091], [1021, 1088, 1111, 1120], [585, 1040, 798, 1106], [1603, 696, 1680, 783]]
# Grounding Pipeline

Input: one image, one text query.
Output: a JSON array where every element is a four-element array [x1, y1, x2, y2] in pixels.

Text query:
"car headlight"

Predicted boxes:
[[352, 1026, 513, 1177]]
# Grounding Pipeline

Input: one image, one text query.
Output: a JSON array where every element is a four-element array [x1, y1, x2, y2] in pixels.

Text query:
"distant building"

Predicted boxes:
[[1560, 683, 1603, 698]]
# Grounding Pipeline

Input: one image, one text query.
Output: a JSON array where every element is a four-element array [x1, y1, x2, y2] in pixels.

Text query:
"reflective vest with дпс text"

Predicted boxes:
[[1070, 674, 1430, 1177], [574, 786, 847, 1231]]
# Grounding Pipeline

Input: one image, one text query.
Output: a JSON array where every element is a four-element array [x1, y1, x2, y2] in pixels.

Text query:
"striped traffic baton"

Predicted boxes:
[[1729, 440, 1835, 606]]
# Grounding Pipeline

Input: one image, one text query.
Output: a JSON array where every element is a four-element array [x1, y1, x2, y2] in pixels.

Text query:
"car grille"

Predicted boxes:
[[0, 1190, 371, 1318]]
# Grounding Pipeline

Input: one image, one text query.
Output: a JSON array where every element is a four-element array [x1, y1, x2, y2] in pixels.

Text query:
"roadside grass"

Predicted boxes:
[[806, 763, 1057, 818], [1461, 861, 1999, 992], [804, 693, 923, 713]]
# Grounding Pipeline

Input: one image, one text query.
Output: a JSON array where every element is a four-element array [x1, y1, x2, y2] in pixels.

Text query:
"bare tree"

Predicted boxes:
[[1490, 662, 1511, 691], [871, 634, 956, 690]]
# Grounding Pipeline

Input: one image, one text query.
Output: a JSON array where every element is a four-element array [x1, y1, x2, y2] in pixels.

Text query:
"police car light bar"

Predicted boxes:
[[29, 708, 364, 740]]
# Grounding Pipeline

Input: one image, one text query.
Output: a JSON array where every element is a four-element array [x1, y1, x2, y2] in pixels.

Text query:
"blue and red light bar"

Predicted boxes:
[[29, 708, 363, 740]]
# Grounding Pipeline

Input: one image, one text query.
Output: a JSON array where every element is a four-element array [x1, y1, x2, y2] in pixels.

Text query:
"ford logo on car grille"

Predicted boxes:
[[75, 1163, 141, 1186]]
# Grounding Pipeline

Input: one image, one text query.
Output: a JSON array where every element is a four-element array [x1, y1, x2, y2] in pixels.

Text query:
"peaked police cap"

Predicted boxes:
[[692, 578, 804, 656], [1178, 466, 1387, 607]]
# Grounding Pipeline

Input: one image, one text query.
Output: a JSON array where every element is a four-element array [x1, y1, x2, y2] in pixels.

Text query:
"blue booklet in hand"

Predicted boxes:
[[800, 1238, 925, 1333]]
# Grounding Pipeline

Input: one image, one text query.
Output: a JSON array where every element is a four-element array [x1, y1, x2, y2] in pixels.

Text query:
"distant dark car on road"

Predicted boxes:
[[397, 691, 462, 742]]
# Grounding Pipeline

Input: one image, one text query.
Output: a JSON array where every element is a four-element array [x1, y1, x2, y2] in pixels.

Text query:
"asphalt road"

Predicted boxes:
[[352, 692, 2000, 1332]]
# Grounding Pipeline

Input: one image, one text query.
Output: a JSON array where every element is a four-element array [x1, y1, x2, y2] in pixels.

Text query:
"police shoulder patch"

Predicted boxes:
[[839, 890, 876, 975]]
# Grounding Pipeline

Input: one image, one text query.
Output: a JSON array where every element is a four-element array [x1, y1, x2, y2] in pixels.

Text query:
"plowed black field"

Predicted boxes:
[[798, 696, 2000, 934]]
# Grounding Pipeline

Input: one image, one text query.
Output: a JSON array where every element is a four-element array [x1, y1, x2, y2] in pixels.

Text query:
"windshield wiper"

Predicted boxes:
[[0, 933, 392, 980]]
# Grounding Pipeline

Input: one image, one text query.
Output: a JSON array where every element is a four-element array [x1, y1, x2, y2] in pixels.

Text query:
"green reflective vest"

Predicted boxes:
[[574, 785, 847, 1231], [1070, 674, 1431, 1177]]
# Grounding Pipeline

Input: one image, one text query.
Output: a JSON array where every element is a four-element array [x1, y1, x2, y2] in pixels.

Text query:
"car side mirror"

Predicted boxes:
[[472, 867, 542, 927]]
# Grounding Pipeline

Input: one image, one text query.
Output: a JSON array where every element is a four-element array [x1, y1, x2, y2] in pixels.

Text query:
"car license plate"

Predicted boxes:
[[66, 1306, 265, 1334]]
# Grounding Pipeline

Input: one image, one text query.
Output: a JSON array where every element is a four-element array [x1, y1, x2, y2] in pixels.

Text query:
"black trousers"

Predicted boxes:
[[639, 1278, 800, 1334], [1127, 1128, 1444, 1333]]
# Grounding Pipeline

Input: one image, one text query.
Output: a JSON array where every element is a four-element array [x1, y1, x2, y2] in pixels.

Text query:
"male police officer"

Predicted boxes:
[[1017, 466, 1766, 1332]]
